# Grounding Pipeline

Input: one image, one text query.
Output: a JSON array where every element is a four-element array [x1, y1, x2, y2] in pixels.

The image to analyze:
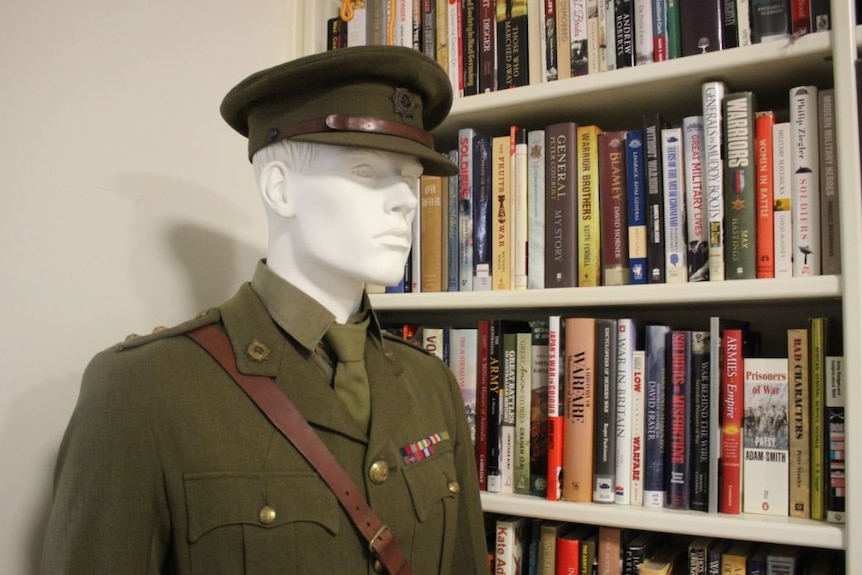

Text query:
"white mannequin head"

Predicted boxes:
[[252, 140, 421, 322]]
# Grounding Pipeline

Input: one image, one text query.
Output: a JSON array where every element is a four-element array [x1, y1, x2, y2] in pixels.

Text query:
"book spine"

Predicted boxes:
[[790, 85, 821, 276], [683, 116, 708, 282], [719, 328, 744, 514], [496, 516, 527, 575], [513, 126, 529, 290], [634, 0, 654, 64], [500, 330, 518, 494], [599, 130, 630, 286], [630, 348, 646, 506], [478, 0, 496, 92], [755, 111, 775, 278], [547, 315, 564, 500], [626, 130, 648, 284], [587, 0, 601, 74], [446, 150, 458, 291], [476, 320, 490, 490], [462, 0, 478, 96], [449, 328, 479, 448], [603, 0, 617, 71], [666, 330, 692, 510], [543, 0, 559, 81], [742, 357, 790, 516], [810, 0, 830, 31], [572, 0, 590, 77], [514, 331, 533, 494], [615, 0, 635, 68], [326, 16, 346, 51], [790, 0, 810, 35], [496, 0, 530, 89], [487, 319, 503, 492], [435, 0, 449, 69], [593, 318, 618, 503], [562, 317, 597, 502], [644, 324, 670, 508], [545, 123, 579, 287], [787, 327, 811, 518], [411, 178, 422, 293], [825, 355, 845, 523], [578, 125, 603, 286], [809, 317, 827, 520], [555, 531, 582, 574], [598, 526, 624, 575], [703, 81, 728, 281], [751, 0, 790, 42], [665, 0, 681, 58], [643, 113, 669, 283], [818, 88, 840, 275], [419, 175, 444, 292], [661, 127, 687, 283], [690, 330, 711, 512], [721, 0, 739, 48], [422, 0, 436, 56], [457, 128, 476, 291], [773, 122, 793, 278], [736, 0, 752, 45], [556, 0, 573, 80], [492, 134, 513, 290], [473, 132, 493, 290], [528, 129, 547, 289], [347, 1, 369, 47], [614, 318, 636, 505], [723, 91, 758, 280], [530, 320, 550, 497], [652, 0, 668, 62], [680, 0, 723, 55]]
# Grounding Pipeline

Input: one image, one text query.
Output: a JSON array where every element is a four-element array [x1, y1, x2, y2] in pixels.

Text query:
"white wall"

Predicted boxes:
[[0, 1, 307, 572]]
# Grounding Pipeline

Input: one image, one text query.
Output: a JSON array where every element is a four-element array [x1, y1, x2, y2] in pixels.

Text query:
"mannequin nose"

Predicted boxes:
[[385, 178, 419, 215]]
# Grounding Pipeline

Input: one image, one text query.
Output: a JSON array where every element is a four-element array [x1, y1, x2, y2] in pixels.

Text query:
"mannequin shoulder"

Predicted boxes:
[[111, 308, 222, 353]]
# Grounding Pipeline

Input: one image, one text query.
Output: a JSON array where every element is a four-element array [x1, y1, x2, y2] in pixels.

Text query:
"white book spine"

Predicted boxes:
[[736, 0, 752, 46], [528, 130, 546, 289], [661, 127, 687, 283], [448, 328, 479, 446], [603, 0, 616, 70], [396, 0, 413, 47], [447, 0, 462, 96], [702, 81, 728, 281], [634, 0, 654, 65], [587, 0, 601, 74], [790, 85, 821, 276], [630, 349, 646, 506], [596, 0, 609, 72], [513, 131, 529, 290], [346, 3, 368, 47], [772, 122, 793, 278], [683, 115, 708, 282], [615, 319, 635, 504]]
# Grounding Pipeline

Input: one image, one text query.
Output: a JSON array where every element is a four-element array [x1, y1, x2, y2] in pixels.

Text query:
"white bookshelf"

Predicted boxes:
[[296, 3, 862, 571]]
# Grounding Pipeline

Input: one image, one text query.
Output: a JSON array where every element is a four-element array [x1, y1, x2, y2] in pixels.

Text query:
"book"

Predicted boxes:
[[473, 131, 494, 290], [703, 80, 729, 281], [462, 0, 478, 95], [638, 543, 685, 575], [572, 0, 590, 76], [683, 115, 709, 282], [597, 526, 628, 575], [643, 113, 671, 283], [514, 329, 533, 494], [496, 515, 529, 575], [476, 319, 491, 490], [690, 330, 711, 512], [557, 525, 595, 575], [790, 0, 810, 36], [825, 355, 845, 523], [810, 0, 830, 32], [539, 520, 568, 575], [593, 318, 617, 503], [487, 319, 504, 492], [808, 316, 828, 520], [457, 128, 477, 291], [789, 85, 821, 277], [449, 327, 479, 446], [652, 0, 668, 62], [615, 0, 635, 68], [747, 544, 768, 575], [496, 0, 530, 89], [742, 357, 790, 516], [599, 130, 630, 286], [502, 323, 532, 493], [603, 0, 617, 71], [562, 317, 597, 502], [719, 327, 746, 514], [547, 315, 565, 500], [751, 0, 790, 42], [818, 88, 840, 275], [707, 539, 731, 575], [530, 320, 550, 497], [723, 91, 757, 280], [545, 122, 579, 288], [634, 0, 654, 65], [755, 110, 776, 278], [624, 531, 659, 575], [736, 0, 752, 46], [679, 0, 724, 55], [625, 129, 648, 284], [542, 0, 559, 83], [580, 530, 599, 575], [528, 129, 547, 289], [722, 0, 739, 49], [614, 318, 638, 505], [665, 0, 681, 58], [555, 0, 572, 81], [721, 540, 754, 574], [493, 134, 513, 290], [446, 150, 459, 291], [688, 536, 714, 575], [478, 0, 496, 92], [661, 126, 687, 283], [772, 122, 793, 278], [666, 330, 692, 510], [512, 126, 530, 290], [447, 0, 462, 95], [630, 348, 646, 506], [419, 175, 444, 292], [644, 323, 670, 508], [578, 125, 603, 287], [765, 544, 803, 574], [434, 0, 449, 70], [787, 327, 811, 518]]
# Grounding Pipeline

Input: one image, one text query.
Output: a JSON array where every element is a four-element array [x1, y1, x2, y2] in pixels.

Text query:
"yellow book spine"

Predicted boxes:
[[578, 125, 603, 287], [492, 135, 512, 290]]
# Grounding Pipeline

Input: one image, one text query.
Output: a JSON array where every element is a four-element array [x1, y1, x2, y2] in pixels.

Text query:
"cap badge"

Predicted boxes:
[[390, 87, 417, 120]]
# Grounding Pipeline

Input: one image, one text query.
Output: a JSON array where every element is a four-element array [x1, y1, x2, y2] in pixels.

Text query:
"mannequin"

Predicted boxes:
[[41, 45, 488, 575]]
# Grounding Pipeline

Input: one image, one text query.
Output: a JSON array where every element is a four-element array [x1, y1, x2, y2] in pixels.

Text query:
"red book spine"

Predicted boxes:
[[791, 0, 810, 35], [555, 532, 581, 575], [476, 319, 490, 490], [546, 316, 564, 500], [755, 111, 775, 278], [720, 328, 745, 513]]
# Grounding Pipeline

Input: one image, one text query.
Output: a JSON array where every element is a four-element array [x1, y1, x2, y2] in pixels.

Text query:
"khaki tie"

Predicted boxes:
[[324, 317, 371, 432]]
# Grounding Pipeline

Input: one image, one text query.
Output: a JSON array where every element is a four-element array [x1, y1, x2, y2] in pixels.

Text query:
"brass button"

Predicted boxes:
[[246, 339, 271, 362], [368, 460, 390, 484], [447, 481, 460, 494], [372, 558, 384, 573], [258, 505, 277, 525]]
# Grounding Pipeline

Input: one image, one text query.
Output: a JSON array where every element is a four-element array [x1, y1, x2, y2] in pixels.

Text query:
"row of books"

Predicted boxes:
[[401, 81, 838, 293], [326, 1, 832, 97], [399, 314, 845, 522], [488, 515, 844, 575]]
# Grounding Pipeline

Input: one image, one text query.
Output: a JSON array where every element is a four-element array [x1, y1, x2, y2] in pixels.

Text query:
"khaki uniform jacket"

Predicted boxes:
[[42, 272, 487, 575]]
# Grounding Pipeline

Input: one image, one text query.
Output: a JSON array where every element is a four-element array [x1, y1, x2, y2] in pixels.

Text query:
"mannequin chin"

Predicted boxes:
[[254, 140, 422, 322]]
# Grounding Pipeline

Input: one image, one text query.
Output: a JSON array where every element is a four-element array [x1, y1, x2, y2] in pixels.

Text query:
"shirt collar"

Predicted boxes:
[[249, 260, 383, 350]]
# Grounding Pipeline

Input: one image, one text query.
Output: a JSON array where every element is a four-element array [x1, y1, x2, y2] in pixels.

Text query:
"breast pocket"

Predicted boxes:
[[401, 442, 460, 574], [184, 471, 339, 575]]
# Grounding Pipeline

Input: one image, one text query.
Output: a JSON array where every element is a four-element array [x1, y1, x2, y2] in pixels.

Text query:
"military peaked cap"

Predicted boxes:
[[220, 45, 457, 176]]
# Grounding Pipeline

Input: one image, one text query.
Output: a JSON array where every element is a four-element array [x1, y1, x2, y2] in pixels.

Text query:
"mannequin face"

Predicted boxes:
[[286, 144, 422, 287]]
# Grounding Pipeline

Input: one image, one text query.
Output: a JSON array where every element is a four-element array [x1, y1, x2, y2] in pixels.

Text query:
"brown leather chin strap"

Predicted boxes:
[[187, 324, 413, 575]]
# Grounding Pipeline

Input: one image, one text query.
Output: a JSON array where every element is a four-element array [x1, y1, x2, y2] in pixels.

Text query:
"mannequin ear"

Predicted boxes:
[[258, 160, 295, 218]]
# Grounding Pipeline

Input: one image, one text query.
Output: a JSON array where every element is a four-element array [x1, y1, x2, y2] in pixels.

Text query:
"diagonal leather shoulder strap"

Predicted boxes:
[[187, 324, 412, 575]]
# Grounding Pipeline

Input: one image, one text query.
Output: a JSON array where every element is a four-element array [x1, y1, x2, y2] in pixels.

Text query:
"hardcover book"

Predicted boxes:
[[789, 85, 821, 277], [809, 316, 828, 520], [419, 175, 445, 292], [614, 318, 638, 505], [528, 129, 547, 289], [615, 0, 635, 68], [666, 330, 692, 510], [683, 115, 709, 282], [572, 0, 590, 76], [644, 323, 670, 508], [473, 131, 493, 290], [751, 0, 790, 42], [492, 134, 513, 290], [539, 520, 568, 575], [562, 317, 597, 503], [476, 319, 491, 490], [723, 91, 757, 280], [690, 330, 711, 512], [818, 88, 840, 275], [593, 318, 618, 503], [496, 0, 530, 89], [624, 531, 659, 574], [457, 128, 477, 291], [825, 355, 845, 523], [661, 127, 686, 284], [462, 0, 478, 96], [514, 330, 533, 494], [719, 327, 745, 514], [688, 536, 714, 575], [702, 80, 728, 281], [742, 357, 789, 516], [478, 0, 497, 92], [634, 0, 654, 65], [545, 122, 579, 288], [547, 315, 565, 500], [448, 327, 479, 446], [599, 130, 630, 286], [512, 126, 530, 290], [772, 122, 793, 278], [578, 125, 603, 287], [555, 0, 572, 81], [597, 526, 629, 575], [530, 320, 550, 497], [643, 113, 671, 283], [495, 515, 529, 575], [755, 111, 776, 279], [630, 348, 646, 506], [787, 327, 810, 518], [625, 130, 648, 284]]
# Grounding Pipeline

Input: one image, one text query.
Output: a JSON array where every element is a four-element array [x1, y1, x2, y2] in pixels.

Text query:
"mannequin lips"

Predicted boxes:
[[374, 228, 411, 249]]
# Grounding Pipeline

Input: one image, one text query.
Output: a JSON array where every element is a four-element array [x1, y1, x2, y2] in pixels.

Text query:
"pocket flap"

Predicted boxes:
[[401, 443, 457, 522]]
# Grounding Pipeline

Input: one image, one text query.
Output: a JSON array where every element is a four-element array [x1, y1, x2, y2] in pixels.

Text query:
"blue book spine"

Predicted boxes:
[[644, 323, 670, 508], [457, 128, 476, 291], [626, 130, 647, 284], [472, 132, 493, 290]]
